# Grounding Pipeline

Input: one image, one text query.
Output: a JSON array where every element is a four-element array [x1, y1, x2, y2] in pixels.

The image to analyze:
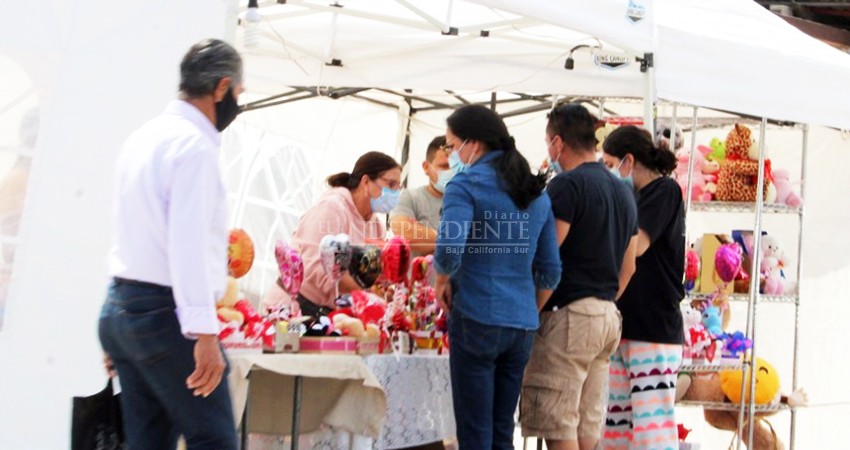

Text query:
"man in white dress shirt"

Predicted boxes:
[[98, 39, 243, 450]]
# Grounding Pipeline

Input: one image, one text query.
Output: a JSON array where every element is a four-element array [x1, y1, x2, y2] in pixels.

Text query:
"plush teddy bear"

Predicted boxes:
[[682, 303, 711, 362], [676, 358, 808, 450], [595, 122, 618, 152], [760, 235, 787, 295], [708, 137, 726, 164], [702, 305, 723, 337], [673, 145, 714, 201], [716, 124, 773, 202], [656, 120, 684, 152], [771, 169, 803, 207]]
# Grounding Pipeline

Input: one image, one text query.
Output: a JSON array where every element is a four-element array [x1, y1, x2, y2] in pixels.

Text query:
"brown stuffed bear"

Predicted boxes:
[[676, 358, 807, 450], [715, 124, 772, 202]]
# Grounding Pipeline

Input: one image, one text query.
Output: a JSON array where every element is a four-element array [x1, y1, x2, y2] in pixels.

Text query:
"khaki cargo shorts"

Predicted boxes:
[[520, 297, 621, 441]]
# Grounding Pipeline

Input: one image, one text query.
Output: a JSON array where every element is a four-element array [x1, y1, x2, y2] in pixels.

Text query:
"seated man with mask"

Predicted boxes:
[[390, 136, 449, 255]]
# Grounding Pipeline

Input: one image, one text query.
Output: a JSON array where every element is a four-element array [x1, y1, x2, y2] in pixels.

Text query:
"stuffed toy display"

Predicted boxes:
[[676, 358, 808, 450], [771, 169, 803, 207], [595, 122, 618, 152], [708, 137, 726, 164], [760, 235, 787, 295], [716, 124, 773, 202], [673, 145, 714, 202], [656, 120, 684, 152]]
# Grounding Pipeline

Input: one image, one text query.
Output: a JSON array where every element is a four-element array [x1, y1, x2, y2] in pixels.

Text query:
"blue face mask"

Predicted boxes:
[[433, 169, 454, 193], [447, 140, 470, 173], [549, 152, 563, 175], [370, 186, 401, 213], [546, 136, 563, 175], [610, 158, 635, 190]]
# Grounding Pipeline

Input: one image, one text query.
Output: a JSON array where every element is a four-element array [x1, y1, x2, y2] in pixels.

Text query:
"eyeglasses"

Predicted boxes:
[[378, 176, 401, 191], [443, 139, 468, 153]]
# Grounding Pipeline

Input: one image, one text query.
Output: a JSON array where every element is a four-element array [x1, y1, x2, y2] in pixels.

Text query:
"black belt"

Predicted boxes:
[[296, 293, 334, 317], [113, 277, 172, 292]]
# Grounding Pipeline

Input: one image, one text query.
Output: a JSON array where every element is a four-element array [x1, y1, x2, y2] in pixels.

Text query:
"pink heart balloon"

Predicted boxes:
[[715, 243, 742, 283], [275, 240, 303, 296]]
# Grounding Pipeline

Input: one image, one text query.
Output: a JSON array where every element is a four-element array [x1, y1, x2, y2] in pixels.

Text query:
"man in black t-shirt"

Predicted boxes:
[[520, 104, 638, 450]]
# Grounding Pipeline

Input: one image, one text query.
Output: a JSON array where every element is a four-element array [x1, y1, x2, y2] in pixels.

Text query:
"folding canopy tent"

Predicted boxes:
[[2, 1, 850, 449], [238, 0, 850, 129]]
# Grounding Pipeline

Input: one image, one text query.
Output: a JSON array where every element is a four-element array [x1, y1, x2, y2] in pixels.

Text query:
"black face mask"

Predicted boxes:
[[215, 87, 240, 132]]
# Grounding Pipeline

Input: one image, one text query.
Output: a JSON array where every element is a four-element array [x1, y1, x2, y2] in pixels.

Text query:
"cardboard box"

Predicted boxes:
[[356, 336, 382, 355], [222, 333, 263, 355], [299, 336, 357, 354]]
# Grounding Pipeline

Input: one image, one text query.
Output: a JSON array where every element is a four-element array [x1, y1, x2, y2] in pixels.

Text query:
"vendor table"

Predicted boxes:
[[363, 354, 454, 449], [228, 353, 454, 450]]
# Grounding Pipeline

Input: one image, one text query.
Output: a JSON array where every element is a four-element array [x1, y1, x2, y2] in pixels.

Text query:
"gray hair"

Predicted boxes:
[[179, 39, 243, 98]]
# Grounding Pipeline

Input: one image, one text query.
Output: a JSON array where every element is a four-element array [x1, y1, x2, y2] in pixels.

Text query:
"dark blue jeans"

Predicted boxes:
[[98, 279, 238, 450], [449, 311, 535, 450]]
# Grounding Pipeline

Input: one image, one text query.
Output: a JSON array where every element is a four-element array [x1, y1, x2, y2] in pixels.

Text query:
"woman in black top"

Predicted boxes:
[[599, 125, 685, 450]]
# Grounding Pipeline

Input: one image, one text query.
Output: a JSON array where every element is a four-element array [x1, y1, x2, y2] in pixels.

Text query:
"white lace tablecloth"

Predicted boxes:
[[363, 354, 455, 449], [243, 353, 455, 450]]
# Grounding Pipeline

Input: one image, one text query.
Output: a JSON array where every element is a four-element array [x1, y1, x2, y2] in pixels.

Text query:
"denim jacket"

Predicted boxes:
[[434, 150, 561, 330]]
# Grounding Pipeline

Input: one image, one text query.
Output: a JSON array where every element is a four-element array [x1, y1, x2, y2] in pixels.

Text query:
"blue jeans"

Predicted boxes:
[[449, 311, 535, 450], [98, 279, 238, 450]]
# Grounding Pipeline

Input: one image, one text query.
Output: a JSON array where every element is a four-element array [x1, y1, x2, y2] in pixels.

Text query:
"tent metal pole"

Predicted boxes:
[[241, 89, 309, 110], [418, 96, 541, 114], [741, 117, 770, 450], [684, 106, 698, 222], [377, 89, 454, 109], [396, 0, 447, 32], [642, 53, 655, 140], [350, 94, 399, 110], [445, 90, 471, 105], [490, 93, 497, 111], [789, 124, 809, 450], [670, 103, 679, 149], [400, 96, 414, 189], [240, 93, 319, 112]]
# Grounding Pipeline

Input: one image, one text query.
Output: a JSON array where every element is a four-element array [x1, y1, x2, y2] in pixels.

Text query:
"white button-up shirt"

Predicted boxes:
[[108, 100, 228, 336]]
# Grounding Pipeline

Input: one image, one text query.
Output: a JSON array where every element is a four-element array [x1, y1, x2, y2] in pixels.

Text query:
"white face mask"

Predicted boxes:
[[433, 169, 454, 193]]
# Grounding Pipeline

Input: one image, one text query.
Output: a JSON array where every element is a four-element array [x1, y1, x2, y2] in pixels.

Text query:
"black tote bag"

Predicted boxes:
[[71, 379, 126, 450]]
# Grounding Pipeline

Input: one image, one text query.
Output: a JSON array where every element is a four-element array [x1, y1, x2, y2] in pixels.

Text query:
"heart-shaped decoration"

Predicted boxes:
[[411, 254, 435, 285], [349, 245, 382, 289], [715, 243, 742, 284], [319, 233, 352, 281], [227, 229, 255, 279], [274, 240, 304, 296], [381, 235, 411, 284]]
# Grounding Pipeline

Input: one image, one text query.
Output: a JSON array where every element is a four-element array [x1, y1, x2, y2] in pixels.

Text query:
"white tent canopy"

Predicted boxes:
[[3, 1, 850, 449], [240, 0, 850, 129]]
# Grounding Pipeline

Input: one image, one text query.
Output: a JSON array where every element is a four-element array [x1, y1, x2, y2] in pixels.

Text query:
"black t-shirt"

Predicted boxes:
[[618, 176, 685, 344], [544, 162, 638, 310]]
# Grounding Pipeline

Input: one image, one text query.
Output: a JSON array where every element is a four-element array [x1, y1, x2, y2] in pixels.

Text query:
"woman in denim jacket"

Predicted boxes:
[[434, 105, 562, 450]]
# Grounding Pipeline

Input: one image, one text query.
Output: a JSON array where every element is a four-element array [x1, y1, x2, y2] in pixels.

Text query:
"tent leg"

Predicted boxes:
[[642, 53, 656, 137]]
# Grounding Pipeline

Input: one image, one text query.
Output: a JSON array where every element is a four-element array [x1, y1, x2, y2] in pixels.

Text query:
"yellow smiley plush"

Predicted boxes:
[[720, 357, 781, 405]]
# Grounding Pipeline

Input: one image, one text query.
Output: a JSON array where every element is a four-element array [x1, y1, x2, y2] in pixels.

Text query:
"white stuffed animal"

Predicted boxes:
[[760, 235, 786, 295]]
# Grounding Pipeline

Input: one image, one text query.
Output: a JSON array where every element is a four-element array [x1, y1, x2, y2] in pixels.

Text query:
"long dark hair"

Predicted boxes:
[[446, 105, 546, 210], [327, 151, 401, 189], [603, 125, 677, 176]]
